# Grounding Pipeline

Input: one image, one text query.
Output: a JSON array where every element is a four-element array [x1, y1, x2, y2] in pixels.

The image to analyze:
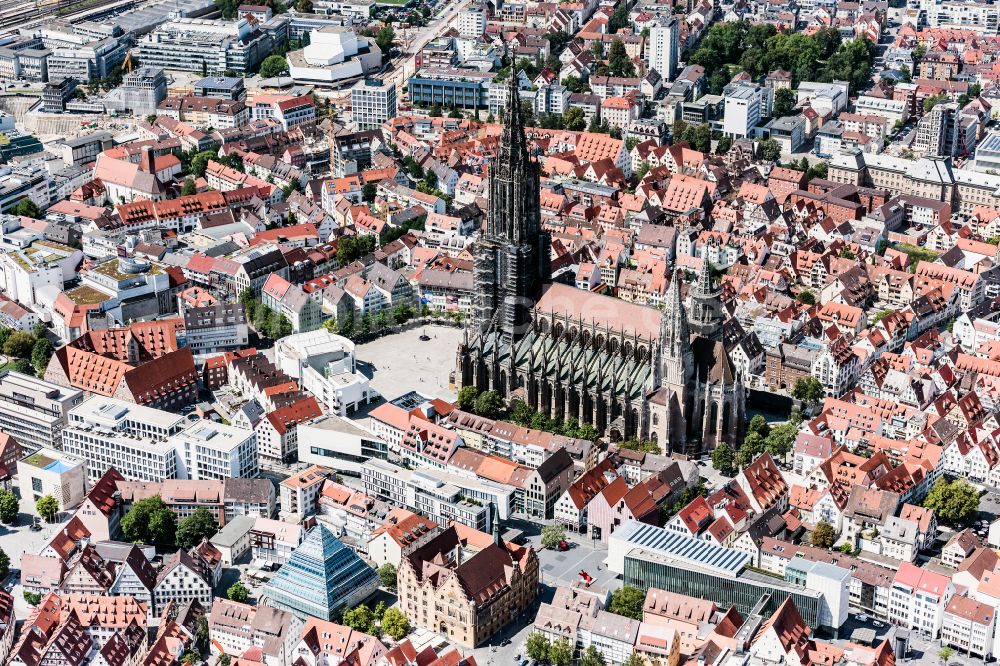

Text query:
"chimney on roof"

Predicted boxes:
[[141, 146, 155, 175]]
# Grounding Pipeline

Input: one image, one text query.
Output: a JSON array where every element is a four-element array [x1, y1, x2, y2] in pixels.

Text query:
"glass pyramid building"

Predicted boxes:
[[263, 523, 379, 620]]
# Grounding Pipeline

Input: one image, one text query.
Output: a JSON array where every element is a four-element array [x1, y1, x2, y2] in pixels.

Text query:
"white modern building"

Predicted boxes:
[[62, 397, 187, 483], [648, 19, 679, 81], [296, 415, 387, 475], [888, 562, 956, 638], [0, 371, 83, 451], [274, 329, 374, 416], [286, 26, 382, 87], [723, 82, 772, 138], [136, 18, 273, 76], [17, 447, 87, 512], [172, 420, 259, 480], [351, 78, 397, 132], [362, 458, 511, 532], [62, 396, 258, 482]]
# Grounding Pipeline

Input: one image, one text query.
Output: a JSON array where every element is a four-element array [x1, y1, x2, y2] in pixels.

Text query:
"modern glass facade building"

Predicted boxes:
[[623, 551, 823, 629], [264, 523, 379, 620]]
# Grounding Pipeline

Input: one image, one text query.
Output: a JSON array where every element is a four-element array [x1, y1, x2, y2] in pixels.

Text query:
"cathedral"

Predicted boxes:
[[454, 73, 745, 454]]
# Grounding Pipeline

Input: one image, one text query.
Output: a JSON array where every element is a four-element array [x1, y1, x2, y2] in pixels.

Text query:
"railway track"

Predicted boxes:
[[0, 0, 137, 32]]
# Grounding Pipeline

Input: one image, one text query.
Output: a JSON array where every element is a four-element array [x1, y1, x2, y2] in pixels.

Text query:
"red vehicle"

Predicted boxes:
[[579, 570, 593, 586], [558, 540, 569, 551]]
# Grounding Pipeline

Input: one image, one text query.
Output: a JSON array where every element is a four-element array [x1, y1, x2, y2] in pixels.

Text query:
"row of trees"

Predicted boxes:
[[342, 602, 411, 640], [239, 290, 294, 340], [712, 412, 802, 475], [456, 387, 603, 441], [323, 302, 418, 341], [120, 496, 220, 547]]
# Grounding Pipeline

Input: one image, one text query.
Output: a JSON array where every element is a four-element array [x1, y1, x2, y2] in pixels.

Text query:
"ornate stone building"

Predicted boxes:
[[455, 72, 744, 453]]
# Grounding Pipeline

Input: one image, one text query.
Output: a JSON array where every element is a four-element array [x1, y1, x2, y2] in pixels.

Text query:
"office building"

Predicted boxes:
[[263, 523, 379, 620], [408, 69, 493, 109], [362, 458, 511, 531], [973, 130, 1000, 173], [182, 302, 249, 354], [297, 415, 387, 475], [63, 396, 257, 482], [722, 82, 771, 138], [648, 19, 679, 81], [279, 465, 329, 519], [193, 75, 246, 100], [17, 447, 87, 512], [609, 521, 844, 633], [120, 67, 168, 117], [172, 420, 259, 480], [62, 397, 187, 482], [137, 18, 273, 76], [888, 562, 955, 638], [0, 371, 83, 451], [350, 78, 397, 131], [41, 78, 77, 113], [915, 0, 999, 33]]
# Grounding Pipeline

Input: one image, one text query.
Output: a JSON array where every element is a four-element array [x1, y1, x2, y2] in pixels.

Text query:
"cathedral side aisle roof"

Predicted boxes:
[[535, 283, 662, 341]]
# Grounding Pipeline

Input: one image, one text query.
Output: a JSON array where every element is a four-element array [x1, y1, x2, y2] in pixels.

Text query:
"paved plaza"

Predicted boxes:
[[355, 324, 462, 402]]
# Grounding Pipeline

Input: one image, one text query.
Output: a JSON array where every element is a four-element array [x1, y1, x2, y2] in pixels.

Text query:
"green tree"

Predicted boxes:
[[175, 506, 219, 548], [121, 495, 176, 544], [228, 581, 249, 603], [737, 431, 766, 468], [180, 652, 199, 666], [758, 138, 782, 161], [811, 520, 836, 548], [295, 0, 312, 10], [376, 25, 395, 53], [564, 106, 586, 131], [562, 76, 589, 93], [792, 376, 825, 403], [772, 87, 796, 117], [797, 290, 815, 305], [549, 638, 573, 666], [748, 414, 770, 438], [181, 178, 197, 196], [711, 442, 736, 475], [580, 646, 607, 666], [0, 490, 17, 524], [474, 390, 505, 418], [608, 39, 635, 77], [10, 198, 40, 219], [31, 337, 53, 376], [939, 647, 955, 664], [839, 248, 856, 259], [3, 332, 36, 359], [511, 399, 534, 426], [716, 135, 732, 154], [429, 104, 442, 117], [765, 422, 798, 459], [36, 495, 59, 522], [378, 563, 397, 589], [622, 654, 645, 666], [23, 591, 41, 606], [923, 93, 947, 113], [923, 478, 979, 527], [541, 523, 566, 549], [343, 604, 376, 634], [609, 585, 644, 619], [457, 385, 479, 411], [362, 183, 377, 202], [196, 614, 210, 650], [381, 607, 410, 640], [525, 633, 549, 662]]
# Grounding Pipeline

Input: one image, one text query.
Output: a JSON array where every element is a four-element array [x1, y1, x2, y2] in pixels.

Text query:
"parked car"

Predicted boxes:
[[857, 614, 869, 622]]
